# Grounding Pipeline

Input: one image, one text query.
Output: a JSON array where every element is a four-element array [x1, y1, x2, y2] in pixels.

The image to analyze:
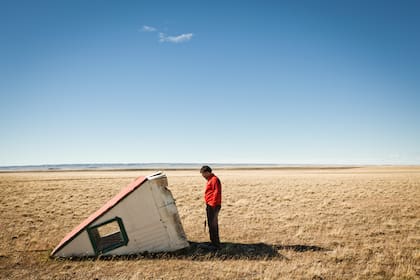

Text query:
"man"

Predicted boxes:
[[200, 165, 222, 248]]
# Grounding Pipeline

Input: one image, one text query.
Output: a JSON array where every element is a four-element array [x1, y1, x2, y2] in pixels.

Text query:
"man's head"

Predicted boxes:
[[200, 165, 213, 180]]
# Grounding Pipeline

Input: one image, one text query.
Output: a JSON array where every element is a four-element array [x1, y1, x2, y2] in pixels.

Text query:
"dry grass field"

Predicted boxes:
[[0, 167, 419, 279]]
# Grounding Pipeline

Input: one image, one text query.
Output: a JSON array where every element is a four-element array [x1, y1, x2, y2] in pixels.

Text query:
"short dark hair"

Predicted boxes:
[[200, 165, 212, 173]]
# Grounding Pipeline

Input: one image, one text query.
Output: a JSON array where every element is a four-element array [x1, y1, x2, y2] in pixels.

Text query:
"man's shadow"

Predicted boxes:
[[89, 241, 329, 261], [180, 241, 329, 260]]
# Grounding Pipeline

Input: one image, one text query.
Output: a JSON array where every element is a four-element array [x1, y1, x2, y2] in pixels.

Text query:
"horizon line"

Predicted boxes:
[[1, 162, 420, 169]]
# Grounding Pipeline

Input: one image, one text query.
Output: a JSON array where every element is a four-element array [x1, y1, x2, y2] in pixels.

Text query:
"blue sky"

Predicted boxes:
[[1, 0, 419, 165]]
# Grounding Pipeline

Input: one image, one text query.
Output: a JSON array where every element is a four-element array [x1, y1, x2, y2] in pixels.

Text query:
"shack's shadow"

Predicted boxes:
[[66, 241, 329, 261]]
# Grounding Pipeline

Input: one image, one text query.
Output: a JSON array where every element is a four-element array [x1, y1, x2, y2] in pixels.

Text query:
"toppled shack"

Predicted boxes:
[[51, 171, 189, 257]]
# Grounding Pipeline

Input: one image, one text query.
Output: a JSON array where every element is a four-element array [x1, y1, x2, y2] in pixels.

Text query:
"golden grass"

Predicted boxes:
[[0, 167, 419, 279]]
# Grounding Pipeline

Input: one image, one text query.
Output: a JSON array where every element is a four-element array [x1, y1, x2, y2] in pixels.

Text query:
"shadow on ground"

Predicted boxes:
[[62, 241, 329, 261]]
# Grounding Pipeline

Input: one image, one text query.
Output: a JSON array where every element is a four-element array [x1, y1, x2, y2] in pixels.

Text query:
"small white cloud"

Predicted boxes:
[[142, 25, 157, 32], [140, 25, 194, 43], [159, 32, 193, 43]]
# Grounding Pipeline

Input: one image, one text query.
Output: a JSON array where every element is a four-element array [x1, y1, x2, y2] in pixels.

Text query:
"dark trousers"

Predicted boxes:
[[206, 204, 221, 247]]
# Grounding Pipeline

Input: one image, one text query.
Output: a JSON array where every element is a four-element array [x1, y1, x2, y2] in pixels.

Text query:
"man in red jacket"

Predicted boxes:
[[200, 165, 222, 248]]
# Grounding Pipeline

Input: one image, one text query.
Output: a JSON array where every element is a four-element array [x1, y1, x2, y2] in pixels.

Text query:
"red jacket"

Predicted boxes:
[[204, 174, 222, 206]]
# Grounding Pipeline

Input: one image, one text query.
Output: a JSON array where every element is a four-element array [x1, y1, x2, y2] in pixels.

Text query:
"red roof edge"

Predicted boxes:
[[51, 176, 147, 256]]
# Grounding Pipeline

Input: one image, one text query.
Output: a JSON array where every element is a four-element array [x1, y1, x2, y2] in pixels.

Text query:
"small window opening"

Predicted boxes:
[[87, 217, 129, 255]]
